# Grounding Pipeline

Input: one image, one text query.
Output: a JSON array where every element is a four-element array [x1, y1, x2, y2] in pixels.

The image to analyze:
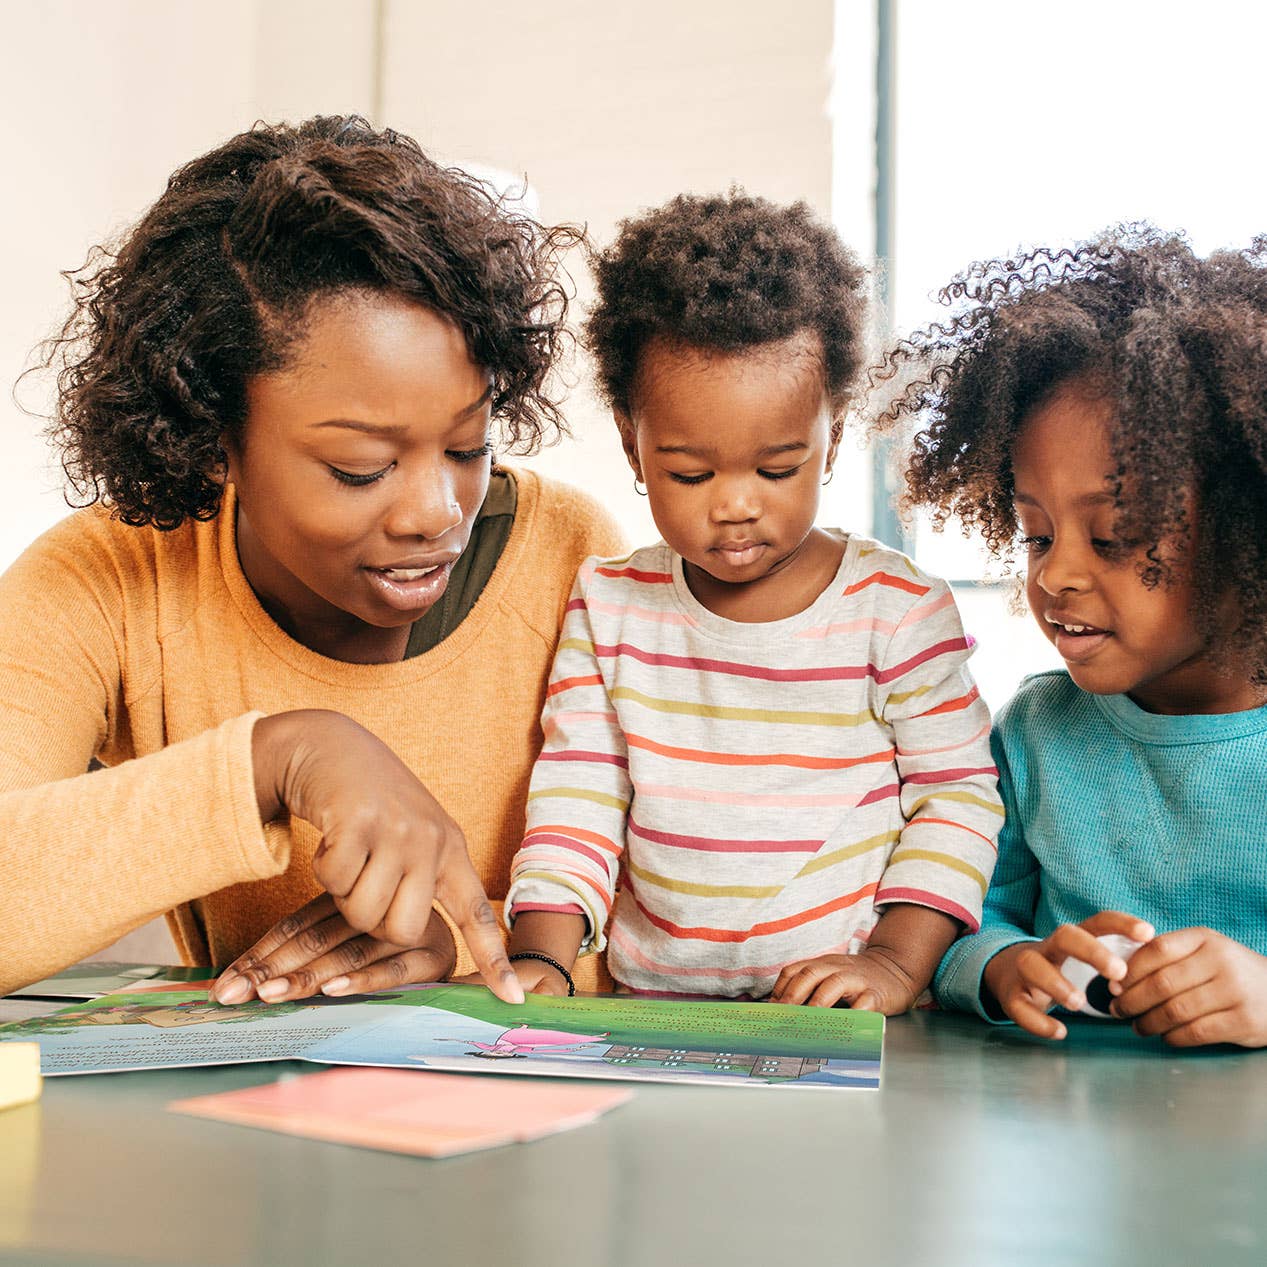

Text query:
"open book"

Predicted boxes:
[[0, 981, 883, 1090]]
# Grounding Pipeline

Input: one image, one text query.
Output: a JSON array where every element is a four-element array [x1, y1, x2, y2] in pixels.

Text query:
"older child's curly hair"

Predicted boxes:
[[875, 224, 1267, 680], [45, 115, 580, 529], [586, 192, 868, 415]]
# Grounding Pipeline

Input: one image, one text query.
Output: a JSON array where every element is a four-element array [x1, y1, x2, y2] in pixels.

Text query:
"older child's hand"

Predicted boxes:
[[771, 949, 920, 1013], [251, 710, 523, 1004], [213, 893, 456, 1004], [1111, 928, 1267, 1047], [982, 911, 1155, 1039]]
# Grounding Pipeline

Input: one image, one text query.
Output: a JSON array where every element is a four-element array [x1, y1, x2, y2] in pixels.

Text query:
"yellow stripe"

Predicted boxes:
[[795, 830, 900, 879], [612, 685, 877, 729], [624, 858, 781, 899], [558, 637, 596, 655], [907, 790, 1005, 818], [527, 787, 630, 811], [886, 847, 989, 895], [513, 872, 606, 914], [887, 684, 936, 706]]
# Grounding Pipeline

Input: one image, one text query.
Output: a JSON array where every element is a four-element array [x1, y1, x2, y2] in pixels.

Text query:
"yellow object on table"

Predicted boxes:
[[0, 1042, 41, 1110]]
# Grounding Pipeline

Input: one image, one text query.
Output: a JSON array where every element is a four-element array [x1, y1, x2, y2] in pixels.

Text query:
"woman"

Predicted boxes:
[[0, 116, 623, 1003]]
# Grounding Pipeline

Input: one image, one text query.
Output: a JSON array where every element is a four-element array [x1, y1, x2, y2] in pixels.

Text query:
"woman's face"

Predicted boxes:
[[226, 290, 493, 662]]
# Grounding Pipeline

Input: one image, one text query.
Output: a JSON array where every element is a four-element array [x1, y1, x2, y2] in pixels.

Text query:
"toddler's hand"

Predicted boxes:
[[770, 948, 921, 1013], [1111, 927, 1267, 1047], [983, 911, 1155, 1039]]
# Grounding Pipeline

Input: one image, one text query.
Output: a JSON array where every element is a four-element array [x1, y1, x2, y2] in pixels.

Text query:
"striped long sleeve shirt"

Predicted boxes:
[[506, 533, 1003, 997]]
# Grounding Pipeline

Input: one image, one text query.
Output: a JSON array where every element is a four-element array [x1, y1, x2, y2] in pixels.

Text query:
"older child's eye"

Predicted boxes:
[[330, 463, 393, 486], [758, 466, 802, 481], [1092, 538, 1133, 559], [669, 472, 711, 485], [1019, 534, 1051, 551]]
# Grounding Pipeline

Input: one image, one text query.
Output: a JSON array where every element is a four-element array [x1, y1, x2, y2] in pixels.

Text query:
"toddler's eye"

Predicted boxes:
[[668, 472, 711, 485], [449, 443, 493, 463], [330, 464, 393, 486], [758, 466, 802, 481]]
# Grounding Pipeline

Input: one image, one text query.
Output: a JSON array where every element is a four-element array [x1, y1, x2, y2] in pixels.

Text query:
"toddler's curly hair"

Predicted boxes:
[[874, 224, 1267, 681], [45, 115, 580, 529], [586, 191, 868, 416]]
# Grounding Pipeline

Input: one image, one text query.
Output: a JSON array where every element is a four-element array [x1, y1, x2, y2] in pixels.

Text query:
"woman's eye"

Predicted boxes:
[[668, 472, 711, 485], [329, 464, 393, 487], [758, 466, 801, 481], [449, 443, 493, 463]]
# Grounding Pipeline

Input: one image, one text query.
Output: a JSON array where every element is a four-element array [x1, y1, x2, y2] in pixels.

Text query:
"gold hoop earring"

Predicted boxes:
[[634, 477, 647, 496]]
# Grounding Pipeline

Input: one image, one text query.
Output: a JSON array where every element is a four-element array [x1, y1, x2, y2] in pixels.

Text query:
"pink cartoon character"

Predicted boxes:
[[443, 1024, 612, 1060]]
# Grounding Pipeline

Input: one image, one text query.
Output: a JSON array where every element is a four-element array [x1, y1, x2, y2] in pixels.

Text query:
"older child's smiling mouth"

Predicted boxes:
[[1047, 616, 1113, 662]]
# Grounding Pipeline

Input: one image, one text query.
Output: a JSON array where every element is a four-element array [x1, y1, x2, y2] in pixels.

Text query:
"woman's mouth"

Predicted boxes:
[[364, 561, 454, 613]]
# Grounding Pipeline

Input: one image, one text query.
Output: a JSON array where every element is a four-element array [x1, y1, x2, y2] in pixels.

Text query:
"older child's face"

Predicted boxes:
[[226, 291, 493, 662], [619, 335, 842, 621], [1012, 384, 1253, 714]]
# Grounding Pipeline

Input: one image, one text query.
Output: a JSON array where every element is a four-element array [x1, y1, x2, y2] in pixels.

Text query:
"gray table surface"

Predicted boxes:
[[2, 1004, 1265, 1267]]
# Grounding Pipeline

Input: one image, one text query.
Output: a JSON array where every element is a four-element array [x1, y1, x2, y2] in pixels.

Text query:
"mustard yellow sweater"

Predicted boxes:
[[0, 469, 624, 994]]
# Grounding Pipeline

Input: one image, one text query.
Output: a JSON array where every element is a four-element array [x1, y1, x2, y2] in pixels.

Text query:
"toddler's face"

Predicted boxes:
[[226, 290, 493, 660], [620, 334, 840, 618], [1012, 383, 1251, 714]]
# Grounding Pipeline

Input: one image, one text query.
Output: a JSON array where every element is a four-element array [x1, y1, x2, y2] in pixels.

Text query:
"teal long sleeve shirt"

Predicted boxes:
[[935, 670, 1267, 1020]]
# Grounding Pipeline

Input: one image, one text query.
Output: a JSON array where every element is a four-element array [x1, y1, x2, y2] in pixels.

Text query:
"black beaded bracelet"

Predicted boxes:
[[508, 951, 576, 997]]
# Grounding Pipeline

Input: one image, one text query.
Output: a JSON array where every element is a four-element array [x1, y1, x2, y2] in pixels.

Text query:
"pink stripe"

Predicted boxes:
[[510, 902, 586, 917], [584, 635, 968, 686], [520, 839, 613, 871], [574, 597, 694, 626], [636, 782, 890, 809], [521, 832, 621, 865], [543, 711, 618, 731], [897, 721, 990, 758], [901, 589, 957, 625], [902, 765, 997, 785], [856, 782, 901, 807], [595, 565, 672, 583], [628, 816, 821, 854], [796, 617, 898, 640], [537, 749, 629, 769], [878, 887, 979, 932]]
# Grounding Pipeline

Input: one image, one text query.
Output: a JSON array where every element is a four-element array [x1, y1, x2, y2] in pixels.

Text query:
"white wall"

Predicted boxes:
[[1, 0, 847, 567]]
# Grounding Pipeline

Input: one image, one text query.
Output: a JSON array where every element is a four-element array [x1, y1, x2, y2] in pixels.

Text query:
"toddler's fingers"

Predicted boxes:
[[805, 975, 856, 1008], [773, 965, 829, 1006], [850, 988, 882, 1012]]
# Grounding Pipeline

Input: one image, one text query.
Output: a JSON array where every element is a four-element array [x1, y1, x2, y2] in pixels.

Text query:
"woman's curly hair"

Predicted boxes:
[[874, 224, 1267, 680], [45, 115, 580, 528], [586, 191, 868, 416]]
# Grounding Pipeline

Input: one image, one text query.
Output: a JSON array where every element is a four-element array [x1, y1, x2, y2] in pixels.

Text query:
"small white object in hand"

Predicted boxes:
[[1060, 934, 1144, 1018]]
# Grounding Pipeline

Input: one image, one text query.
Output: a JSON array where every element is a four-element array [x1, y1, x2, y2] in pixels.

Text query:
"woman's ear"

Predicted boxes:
[[215, 435, 238, 487], [616, 409, 643, 481]]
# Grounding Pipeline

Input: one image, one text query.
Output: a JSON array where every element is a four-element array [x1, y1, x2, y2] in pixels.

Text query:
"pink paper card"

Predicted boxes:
[[168, 1067, 632, 1158]]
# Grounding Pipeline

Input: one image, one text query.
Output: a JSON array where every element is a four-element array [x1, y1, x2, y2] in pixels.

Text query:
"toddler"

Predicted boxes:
[[504, 194, 1002, 1008], [889, 226, 1267, 1046]]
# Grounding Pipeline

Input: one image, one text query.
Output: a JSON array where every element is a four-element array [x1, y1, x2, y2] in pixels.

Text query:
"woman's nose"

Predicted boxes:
[[383, 467, 464, 540]]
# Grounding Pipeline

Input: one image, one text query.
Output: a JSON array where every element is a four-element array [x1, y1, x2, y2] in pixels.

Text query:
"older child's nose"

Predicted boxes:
[[1034, 538, 1093, 594]]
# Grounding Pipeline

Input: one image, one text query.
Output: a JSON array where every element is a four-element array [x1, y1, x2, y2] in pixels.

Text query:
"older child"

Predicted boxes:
[[0, 116, 625, 1002], [504, 194, 1002, 1007], [889, 227, 1267, 1046]]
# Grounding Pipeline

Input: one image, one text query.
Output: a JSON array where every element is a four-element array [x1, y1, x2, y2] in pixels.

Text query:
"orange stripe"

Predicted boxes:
[[842, 571, 929, 598], [625, 731, 895, 771], [916, 686, 980, 718], [904, 817, 998, 849], [631, 881, 878, 942], [526, 824, 622, 855], [546, 673, 604, 697]]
